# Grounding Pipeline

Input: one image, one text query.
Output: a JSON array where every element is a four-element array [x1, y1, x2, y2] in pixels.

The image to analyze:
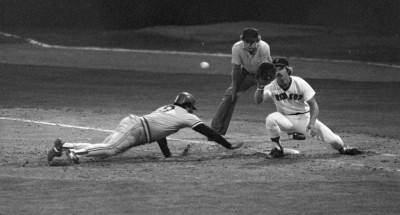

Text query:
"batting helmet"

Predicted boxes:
[[174, 92, 197, 110]]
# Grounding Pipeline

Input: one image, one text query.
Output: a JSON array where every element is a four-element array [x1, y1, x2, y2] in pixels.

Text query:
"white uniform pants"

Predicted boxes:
[[265, 112, 344, 150], [64, 115, 148, 157]]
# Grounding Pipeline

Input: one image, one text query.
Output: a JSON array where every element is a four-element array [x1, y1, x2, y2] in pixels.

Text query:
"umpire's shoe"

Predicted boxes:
[[47, 138, 64, 162]]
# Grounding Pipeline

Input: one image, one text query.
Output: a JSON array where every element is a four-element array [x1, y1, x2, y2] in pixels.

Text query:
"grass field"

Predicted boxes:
[[0, 22, 399, 215]]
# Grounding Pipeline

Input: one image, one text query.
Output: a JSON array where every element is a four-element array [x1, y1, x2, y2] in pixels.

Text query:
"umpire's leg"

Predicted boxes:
[[211, 72, 256, 135]]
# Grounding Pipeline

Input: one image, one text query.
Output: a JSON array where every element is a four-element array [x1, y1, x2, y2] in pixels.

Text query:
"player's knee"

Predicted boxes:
[[265, 112, 281, 127]]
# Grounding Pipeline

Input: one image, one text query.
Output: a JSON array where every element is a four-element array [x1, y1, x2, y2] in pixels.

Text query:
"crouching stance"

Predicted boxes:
[[48, 92, 243, 164], [254, 59, 361, 158]]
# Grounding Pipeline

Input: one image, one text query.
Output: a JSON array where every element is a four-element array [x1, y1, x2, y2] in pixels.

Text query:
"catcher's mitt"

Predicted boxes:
[[256, 62, 276, 84]]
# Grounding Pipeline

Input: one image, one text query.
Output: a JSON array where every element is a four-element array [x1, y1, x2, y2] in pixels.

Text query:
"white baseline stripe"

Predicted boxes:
[[1, 31, 399, 69], [0, 116, 215, 145]]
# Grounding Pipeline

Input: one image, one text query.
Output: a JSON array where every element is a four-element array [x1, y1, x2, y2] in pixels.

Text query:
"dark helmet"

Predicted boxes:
[[272, 58, 289, 67], [174, 92, 197, 110], [273, 58, 292, 75]]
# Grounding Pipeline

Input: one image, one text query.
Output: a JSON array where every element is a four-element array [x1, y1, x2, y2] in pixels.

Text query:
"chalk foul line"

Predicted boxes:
[[1, 31, 399, 69]]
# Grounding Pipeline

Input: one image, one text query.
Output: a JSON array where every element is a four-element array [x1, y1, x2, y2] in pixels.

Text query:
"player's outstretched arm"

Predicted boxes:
[[192, 124, 243, 149], [157, 138, 171, 158]]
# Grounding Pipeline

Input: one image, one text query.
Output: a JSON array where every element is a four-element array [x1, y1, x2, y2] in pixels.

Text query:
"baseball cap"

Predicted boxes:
[[241, 27, 259, 41], [272, 58, 289, 67]]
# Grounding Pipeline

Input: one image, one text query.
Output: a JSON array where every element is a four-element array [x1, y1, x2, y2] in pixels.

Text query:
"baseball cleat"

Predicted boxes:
[[290, 132, 306, 140], [66, 149, 80, 164], [339, 147, 363, 155], [269, 147, 284, 158], [47, 138, 64, 162]]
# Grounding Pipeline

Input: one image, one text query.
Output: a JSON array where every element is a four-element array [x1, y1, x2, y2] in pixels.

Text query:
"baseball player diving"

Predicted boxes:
[[47, 92, 244, 164], [210, 27, 305, 140], [254, 58, 362, 158]]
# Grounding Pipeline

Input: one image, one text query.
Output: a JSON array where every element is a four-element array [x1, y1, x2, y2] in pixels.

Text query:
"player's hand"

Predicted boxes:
[[306, 124, 317, 137], [230, 141, 244, 149]]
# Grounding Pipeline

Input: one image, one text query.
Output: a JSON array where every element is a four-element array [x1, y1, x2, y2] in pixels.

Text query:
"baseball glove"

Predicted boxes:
[[256, 62, 276, 84]]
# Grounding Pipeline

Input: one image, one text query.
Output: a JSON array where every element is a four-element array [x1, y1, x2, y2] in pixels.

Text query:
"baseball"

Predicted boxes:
[[200, 61, 210, 69]]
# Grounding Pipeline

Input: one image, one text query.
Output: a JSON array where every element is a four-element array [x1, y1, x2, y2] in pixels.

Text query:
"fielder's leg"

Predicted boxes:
[[265, 112, 295, 158], [313, 120, 361, 155]]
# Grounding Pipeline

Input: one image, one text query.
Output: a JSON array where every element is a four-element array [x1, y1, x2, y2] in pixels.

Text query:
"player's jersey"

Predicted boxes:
[[140, 105, 203, 142], [263, 76, 315, 115], [231, 40, 272, 74]]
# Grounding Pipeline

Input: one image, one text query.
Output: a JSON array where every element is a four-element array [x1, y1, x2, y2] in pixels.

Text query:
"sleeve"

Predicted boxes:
[[262, 84, 274, 101], [299, 78, 316, 101], [157, 138, 171, 157], [263, 89, 273, 101], [260, 41, 272, 63], [231, 43, 242, 65], [181, 112, 203, 128], [192, 124, 232, 149]]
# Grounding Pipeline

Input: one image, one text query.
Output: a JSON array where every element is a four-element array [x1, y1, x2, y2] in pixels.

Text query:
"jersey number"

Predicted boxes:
[[160, 105, 175, 112]]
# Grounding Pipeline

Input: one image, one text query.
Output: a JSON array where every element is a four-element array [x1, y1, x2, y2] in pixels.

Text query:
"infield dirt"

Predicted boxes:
[[0, 23, 399, 214]]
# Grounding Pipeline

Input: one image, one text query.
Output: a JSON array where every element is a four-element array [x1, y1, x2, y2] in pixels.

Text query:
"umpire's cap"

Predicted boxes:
[[241, 27, 260, 41], [174, 92, 197, 110]]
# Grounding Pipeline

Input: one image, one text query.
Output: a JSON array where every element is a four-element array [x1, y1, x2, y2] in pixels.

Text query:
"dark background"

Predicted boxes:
[[1, 0, 399, 35]]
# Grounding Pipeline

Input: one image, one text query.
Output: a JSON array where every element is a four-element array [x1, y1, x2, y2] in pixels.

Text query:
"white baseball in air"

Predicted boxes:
[[200, 61, 210, 69]]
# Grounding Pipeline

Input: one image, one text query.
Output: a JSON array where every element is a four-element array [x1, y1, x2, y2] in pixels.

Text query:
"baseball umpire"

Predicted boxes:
[[254, 59, 362, 158], [210, 27, 272, 135], [47, 92, 243, 164]]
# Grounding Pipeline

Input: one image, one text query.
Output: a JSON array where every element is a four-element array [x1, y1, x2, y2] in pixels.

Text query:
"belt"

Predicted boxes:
[[288, 111, 310, 115], [139, 116, 151, 143]]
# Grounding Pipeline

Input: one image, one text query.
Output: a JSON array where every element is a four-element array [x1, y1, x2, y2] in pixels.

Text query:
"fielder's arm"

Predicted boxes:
[[192, 124, 242, 149], [157, 137, 171, 157], [254, 87, 272, 104], [306, 97, 319, 126], [306, 97, 320, 137]]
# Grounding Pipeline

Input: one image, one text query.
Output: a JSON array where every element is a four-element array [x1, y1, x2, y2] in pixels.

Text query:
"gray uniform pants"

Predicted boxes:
[[211, 69, 256, 135]]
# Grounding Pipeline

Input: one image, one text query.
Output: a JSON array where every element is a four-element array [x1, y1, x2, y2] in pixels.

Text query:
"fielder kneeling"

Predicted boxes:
[[254, 58, 361, 158], [47, 92, 243, 164]]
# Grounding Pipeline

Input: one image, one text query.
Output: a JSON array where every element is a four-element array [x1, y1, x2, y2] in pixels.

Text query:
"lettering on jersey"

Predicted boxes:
[[275, 93, 303, 101], [160, 105, 175, 112]]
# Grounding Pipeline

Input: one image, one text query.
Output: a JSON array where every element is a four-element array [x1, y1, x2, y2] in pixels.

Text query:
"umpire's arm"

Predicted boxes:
[[231, 64, 244, 99], [192, 124, 242, 149]]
